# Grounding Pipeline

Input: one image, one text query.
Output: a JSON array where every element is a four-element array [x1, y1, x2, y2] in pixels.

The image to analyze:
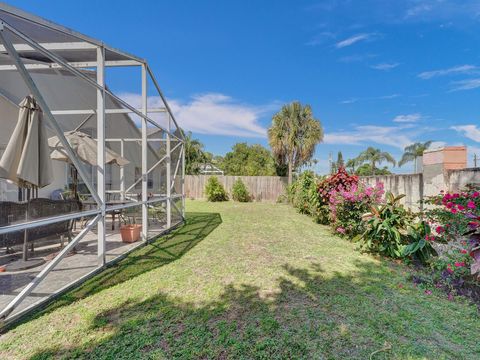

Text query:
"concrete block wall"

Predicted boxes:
[[360, 174, 423, 210], [359, 147, 480, 210]]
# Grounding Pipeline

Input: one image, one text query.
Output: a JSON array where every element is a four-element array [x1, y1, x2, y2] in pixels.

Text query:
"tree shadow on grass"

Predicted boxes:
[[28, 260, 479, 360], [14, 211, 222, 326]]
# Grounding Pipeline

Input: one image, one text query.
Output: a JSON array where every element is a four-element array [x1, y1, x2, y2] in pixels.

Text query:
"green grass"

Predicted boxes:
[[0, 200, 479, 359]]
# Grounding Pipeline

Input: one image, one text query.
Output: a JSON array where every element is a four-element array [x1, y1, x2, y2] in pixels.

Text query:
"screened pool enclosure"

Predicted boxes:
[[0, 3, 185, 324]]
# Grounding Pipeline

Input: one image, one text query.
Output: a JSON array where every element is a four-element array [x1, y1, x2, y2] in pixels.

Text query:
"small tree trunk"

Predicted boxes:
[[288, 161, 293, 185]]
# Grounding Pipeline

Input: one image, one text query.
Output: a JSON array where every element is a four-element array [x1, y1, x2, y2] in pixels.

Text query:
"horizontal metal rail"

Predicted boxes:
[[0, 209, 100, 235], [51, 108, 167, 115]]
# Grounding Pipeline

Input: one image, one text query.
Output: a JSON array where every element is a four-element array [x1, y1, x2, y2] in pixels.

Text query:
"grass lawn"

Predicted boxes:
[[0, 200, 479, 359]]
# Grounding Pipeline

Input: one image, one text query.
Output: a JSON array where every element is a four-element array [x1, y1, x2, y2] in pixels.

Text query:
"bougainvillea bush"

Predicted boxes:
[[422, 187, 480, 299], [423, 188, 480, 243], [329, 181, 384, 238], [310, 167, 358, 224]]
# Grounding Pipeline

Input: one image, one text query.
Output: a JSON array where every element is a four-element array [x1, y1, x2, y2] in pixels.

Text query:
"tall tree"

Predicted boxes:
[[184, 132, 209, 175], [268, 101, 324, 184], [357, 147, 396, 175], [221, 143, 276, 176], [336, 151, 344, 168], [398, 141, 432, 173], [346, 158, 358, 174]]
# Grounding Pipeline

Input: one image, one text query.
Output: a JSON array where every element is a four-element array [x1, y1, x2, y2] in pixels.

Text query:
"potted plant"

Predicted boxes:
[[119, 212, 142, 243]]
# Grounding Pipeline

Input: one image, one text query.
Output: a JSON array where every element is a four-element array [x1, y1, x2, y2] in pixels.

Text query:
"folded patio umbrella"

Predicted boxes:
[[0, 96, 53, 188], [48, 130, 129, 167], [48, 130, 129, 199], [0, 96, 54, 263]]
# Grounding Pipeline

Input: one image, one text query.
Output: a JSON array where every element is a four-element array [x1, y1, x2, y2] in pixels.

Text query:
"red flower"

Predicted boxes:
[[454, 262, 465, 267], [446, 264, 454, 274], [467, 201, 476, 209], [451, 208, 457, 214], [460, 249, 468, 254], [472, 192, 479, 198], [435, 226, 445, 234], [457, 205, 465, 211]]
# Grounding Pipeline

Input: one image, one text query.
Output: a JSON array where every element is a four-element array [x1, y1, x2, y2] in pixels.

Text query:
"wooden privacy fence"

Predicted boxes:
[[185, 175, 288, 202]]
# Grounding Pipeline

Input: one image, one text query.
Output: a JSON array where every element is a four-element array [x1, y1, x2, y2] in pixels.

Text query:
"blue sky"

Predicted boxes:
[[7, 0, 480, 173]]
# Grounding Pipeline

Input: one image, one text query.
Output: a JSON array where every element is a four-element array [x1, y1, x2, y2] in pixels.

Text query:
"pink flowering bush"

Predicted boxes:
[[424, 188, 480, 243], [310, 167, 359, 224], [329, 181, 384, 238], [423, 186, 480, 296]]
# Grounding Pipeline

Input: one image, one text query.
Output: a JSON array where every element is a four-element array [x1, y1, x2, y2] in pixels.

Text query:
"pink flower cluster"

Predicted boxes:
[[441, 192, 478, 214], [329, 182, 384, 219], [434, 190, 480, 231]]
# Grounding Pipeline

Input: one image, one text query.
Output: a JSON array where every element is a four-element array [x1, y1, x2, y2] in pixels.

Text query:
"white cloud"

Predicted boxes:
[[429, 141, 447, 150], [451, 124, 480, 142], [406, 3, 433, 18], [393, 113, 422, 123], [340, 98, 358, 104], [418, 65, 478, 79], [120, 92, 276, 138], [336, 33, 375, 48], [450, 78, 480, 91], [371, 62, 400, 70], [338, 53, 377, 63], [306, 31, 336, 46], [324, 125, 414, 149], [404, 0, 480, 22], [340, 93, 399, 104]]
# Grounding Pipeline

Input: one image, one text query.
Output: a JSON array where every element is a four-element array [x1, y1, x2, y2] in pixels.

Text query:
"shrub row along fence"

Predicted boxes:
[[185, 175, 288, 202], [288, 168, 480, 304]]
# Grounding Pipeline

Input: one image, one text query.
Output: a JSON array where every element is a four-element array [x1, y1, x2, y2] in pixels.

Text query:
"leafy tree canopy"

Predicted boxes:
[[184, 132, 212, 175], [220, 143, 277, 176]]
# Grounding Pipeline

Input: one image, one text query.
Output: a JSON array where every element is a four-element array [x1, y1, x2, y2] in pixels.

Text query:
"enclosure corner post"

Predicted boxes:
[[96, 46, 106, 266], [141, 64, 148, 241], [182, 141, 186, 220], [166, 115, 172, 229]]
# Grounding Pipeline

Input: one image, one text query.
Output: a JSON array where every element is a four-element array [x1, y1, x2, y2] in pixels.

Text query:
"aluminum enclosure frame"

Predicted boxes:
[[0, 4, 185, 325]]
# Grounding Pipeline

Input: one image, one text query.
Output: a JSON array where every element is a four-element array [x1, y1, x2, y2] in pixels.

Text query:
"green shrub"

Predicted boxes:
[[288, 171, 317, 215], [232, 179, 251, 202], [402, 221, 437, 264], [205, 176, 229, 202], [354, 192, 413, 258]]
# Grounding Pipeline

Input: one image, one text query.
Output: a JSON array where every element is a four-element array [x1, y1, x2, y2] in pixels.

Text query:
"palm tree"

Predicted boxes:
[[357, 147, 396, 175], [184, 132, 209, 174], [398, 141, 432, 173], [346, 158, 358, 174], [268, 101, 324, 184]]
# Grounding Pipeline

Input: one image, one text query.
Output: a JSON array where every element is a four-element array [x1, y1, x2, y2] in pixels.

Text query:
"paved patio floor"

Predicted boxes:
[[0, 219, 167, 318]]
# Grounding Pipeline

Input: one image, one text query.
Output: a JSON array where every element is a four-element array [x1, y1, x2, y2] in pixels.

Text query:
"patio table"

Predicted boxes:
[[82, 199, 134, 230]]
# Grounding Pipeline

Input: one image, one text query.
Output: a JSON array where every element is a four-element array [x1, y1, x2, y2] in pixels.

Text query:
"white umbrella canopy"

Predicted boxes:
[[0, 96, 53, 188], [48, 130, 129, 166]]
